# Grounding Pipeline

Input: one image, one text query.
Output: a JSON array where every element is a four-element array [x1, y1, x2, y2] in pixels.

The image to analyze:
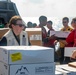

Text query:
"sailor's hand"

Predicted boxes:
[[54, 40, 58, 45], [49, 34, 57, 39], [71, 50, 76, 59]]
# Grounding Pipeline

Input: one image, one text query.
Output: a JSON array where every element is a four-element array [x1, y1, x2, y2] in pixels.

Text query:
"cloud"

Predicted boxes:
[[12, 0, 44, 4], [11, 0, 76, 18], [29, 0, 44, 4]]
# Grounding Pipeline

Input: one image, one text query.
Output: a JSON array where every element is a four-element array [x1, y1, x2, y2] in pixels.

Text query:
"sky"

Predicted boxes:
[[11, 0, 76, 30], [11, 0, 76, 17]]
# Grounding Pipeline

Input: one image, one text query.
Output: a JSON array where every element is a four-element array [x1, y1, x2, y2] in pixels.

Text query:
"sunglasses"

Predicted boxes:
[[71, 21, 76, 24], [15, 24, 25, 27]]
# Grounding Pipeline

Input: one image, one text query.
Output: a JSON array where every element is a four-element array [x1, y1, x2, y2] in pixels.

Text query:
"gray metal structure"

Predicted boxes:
[[0, 0, 19, 25]]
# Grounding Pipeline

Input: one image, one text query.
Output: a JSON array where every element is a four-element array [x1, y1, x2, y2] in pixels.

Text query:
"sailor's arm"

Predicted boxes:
[[59, 40, 68, 45]]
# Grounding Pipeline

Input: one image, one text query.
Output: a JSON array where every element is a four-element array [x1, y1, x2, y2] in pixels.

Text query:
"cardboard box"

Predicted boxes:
[[64, 47, 76, 57], [56, 66, 70, 75], [56, 64, 76, 75], [50, 31, 70, 38], [0, 28, 9, 39], [0, 46, 54, 64], [25, 28, 42, 46], [68, 62, 76, 68], [55, 70, 63, 75], [0, 62, 55, 75]]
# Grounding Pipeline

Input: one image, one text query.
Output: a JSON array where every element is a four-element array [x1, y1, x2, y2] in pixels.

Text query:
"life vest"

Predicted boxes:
[[60, 26, 73, 48], [3, 30, 29, 46]]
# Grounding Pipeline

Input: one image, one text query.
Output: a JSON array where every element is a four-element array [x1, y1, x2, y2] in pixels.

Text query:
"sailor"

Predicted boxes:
[[36, 15, 49, 46], [0, 15, 29, 46], [55, 17, 73, 64], [59, 17, 76, 63]]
